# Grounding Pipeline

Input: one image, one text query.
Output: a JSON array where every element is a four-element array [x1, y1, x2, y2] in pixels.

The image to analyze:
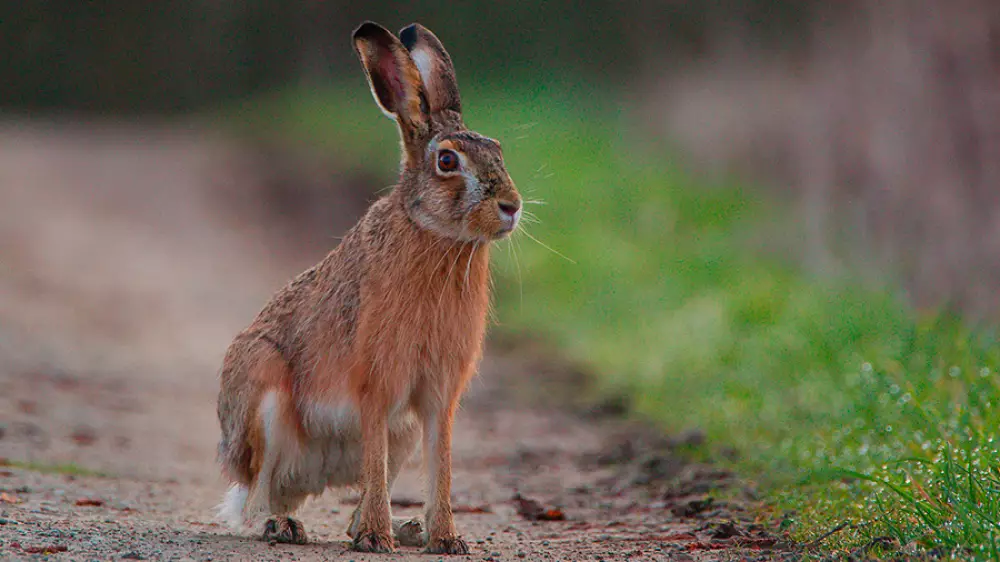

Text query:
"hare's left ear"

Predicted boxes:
[[399, 24, 462, 115], [353, 21, 429, 137]]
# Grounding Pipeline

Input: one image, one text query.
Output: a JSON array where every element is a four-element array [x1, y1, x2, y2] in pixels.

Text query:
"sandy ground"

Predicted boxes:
[[0, 124, 793, 561]]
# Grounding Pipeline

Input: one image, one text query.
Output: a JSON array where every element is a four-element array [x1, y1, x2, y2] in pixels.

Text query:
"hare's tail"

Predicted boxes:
[[216, 484, 249, 529]]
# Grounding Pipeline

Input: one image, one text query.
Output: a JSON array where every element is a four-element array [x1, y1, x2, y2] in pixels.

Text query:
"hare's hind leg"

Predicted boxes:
[[254, 386, 311, 544], [228, 344, 310, 545]]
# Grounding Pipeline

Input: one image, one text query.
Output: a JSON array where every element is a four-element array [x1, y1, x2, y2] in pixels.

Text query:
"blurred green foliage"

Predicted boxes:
[[2, 0, 825, 113], [228, 83, 1000, 559]]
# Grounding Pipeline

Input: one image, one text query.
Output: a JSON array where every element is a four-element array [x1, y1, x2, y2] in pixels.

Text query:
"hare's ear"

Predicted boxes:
[[399, 24, 461, 114], [353, 22, 429, 135]]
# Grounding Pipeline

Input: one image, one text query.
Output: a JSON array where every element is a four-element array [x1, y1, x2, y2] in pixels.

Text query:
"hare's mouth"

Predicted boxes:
[[492, 225, 517, 240]]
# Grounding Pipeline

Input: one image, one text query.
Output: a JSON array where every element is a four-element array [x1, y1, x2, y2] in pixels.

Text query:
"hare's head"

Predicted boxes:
[[354, 22, 521, 242]]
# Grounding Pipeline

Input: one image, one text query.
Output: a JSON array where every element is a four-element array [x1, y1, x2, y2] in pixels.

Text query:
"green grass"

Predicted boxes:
[[222, 83, 1000, 559], [6, 459, 109, 478]]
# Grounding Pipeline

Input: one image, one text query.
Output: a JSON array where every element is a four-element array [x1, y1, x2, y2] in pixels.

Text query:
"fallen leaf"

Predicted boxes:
[[452, 504, 492, 514], [70, 426, 98, 446], [390, 497, 423, 508], [386, 498, 490, 512], [15, 543, 69, 554], [670, 497, 714, 518], [541, 509, 566, 520], [0, 470, 13, 477], [709, 521, 745, 539], [512, 493, 566, 521], [685, 541, 730, 551], [75, 498, 105, 507], [733, 536, 779, 549], [0, 492, 22, 504]]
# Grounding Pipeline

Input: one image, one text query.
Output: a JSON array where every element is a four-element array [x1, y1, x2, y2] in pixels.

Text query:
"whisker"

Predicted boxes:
[[430, 239, 462, 322], [510, 236, 524, 312], [430, 238, 460, 275], [522, 199, 547, 206], [463, 241, 480, 296], [520, 227, 576, 264], [438, 241, 467, 309]]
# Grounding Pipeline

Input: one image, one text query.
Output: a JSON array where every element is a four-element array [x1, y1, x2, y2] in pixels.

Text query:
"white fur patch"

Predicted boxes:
[[216, 484, 249, 529], [260, 391, 279, 441], [244, 391, 281, 518], [411, 48, 436, 95], [423, 413, 439, 502], [302, 401, 358, 437]]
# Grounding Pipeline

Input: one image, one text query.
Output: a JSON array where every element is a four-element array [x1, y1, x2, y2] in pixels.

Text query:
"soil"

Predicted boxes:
[[0, 123, 795, 561]]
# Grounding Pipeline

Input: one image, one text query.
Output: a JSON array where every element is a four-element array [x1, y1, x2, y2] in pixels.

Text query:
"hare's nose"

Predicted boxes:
[[497, 200, 521, 218]]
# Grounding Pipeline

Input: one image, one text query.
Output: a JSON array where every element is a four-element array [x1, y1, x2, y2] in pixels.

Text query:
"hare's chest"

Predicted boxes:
[[375, 286, 489, 372]]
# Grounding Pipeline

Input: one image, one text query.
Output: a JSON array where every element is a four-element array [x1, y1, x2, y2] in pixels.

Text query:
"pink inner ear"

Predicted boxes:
[[377, 49, 406, 108]]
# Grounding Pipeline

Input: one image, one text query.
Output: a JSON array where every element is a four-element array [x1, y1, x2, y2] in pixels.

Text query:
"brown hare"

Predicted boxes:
[[215, 21, 521, 555]]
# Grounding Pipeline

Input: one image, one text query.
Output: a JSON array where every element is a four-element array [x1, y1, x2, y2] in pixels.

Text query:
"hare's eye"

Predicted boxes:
[[437, 150, 460, 173]]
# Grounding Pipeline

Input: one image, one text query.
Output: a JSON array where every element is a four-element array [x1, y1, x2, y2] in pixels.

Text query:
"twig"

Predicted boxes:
[[805, 521, 852, 549]]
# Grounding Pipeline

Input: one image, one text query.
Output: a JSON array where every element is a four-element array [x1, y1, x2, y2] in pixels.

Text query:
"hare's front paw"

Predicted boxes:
[[261, 517, 308, 544], [352, 529, 395, 553], [425, 536, 470, 555]]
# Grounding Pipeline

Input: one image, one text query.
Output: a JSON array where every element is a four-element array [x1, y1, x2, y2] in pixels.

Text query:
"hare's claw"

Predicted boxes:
[[425, 535, 470, 555], [352, 529, 395, 553], [262, 517, 308, 544]]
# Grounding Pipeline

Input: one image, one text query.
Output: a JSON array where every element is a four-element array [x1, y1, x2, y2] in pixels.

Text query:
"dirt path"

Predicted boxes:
[[0, 124, 790, 561]]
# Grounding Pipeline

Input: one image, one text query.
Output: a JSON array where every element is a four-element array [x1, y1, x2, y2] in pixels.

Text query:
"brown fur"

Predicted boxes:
[[216, 21, 521, 555]]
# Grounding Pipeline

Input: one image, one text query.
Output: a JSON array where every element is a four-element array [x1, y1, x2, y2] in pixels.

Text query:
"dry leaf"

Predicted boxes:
[[14, 542, 69, 554], [452, 504, 492, 514], [75, 498, 104, 507], [512, 493, 566, 521], [0, 492, 22, 504]]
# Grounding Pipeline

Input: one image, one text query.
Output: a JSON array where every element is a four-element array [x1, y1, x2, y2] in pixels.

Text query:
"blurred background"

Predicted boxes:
[[4, 0, 999, 312], [2, 0, 999, 553]]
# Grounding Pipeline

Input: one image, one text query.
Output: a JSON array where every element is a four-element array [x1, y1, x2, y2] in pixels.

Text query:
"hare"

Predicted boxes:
[[215, 21, 521, 555]]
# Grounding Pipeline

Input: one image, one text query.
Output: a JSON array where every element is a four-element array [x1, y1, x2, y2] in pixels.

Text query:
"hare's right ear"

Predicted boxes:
[[353, 22, 429, 138]]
